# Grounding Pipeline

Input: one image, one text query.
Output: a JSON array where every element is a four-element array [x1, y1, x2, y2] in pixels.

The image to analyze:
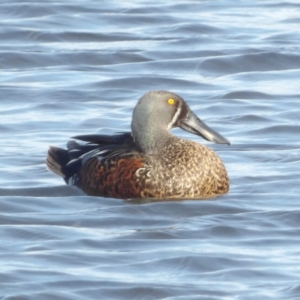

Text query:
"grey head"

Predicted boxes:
[[131, 90, 229, 154]]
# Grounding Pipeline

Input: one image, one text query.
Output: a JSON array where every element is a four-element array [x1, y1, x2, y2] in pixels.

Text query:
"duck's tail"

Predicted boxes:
[[46, 146, 71, 179]]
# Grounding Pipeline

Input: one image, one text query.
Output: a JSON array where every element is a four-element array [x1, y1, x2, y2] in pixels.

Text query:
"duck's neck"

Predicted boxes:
[[132, 123, 173, 155]]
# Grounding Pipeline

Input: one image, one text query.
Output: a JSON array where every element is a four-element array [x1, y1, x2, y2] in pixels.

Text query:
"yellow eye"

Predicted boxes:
[[167, 98, 175, 105]]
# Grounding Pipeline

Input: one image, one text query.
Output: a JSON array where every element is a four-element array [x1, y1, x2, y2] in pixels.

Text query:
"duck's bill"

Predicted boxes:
[[179, 109, 230, 145]]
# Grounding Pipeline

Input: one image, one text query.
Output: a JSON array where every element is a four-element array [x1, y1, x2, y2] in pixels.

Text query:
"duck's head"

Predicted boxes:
[[131, 90, 230, 153]]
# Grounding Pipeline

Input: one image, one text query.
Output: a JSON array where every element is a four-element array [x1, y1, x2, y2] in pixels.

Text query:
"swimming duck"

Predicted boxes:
[[47, 90, 230, 199]]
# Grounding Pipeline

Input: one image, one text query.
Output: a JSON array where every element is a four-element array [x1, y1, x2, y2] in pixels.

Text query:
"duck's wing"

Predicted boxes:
[[72, 132, 132, 145], [46, 132, 136, 183], [65, 132, 134, 159]]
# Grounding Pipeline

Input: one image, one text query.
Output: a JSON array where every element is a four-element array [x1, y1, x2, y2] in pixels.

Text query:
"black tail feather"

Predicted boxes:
[[46, 146, 72, 179]]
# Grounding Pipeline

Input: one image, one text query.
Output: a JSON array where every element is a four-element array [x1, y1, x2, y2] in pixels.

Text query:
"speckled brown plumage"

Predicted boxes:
[[144, 138, 229, 198], [46, 90, 230, 199]]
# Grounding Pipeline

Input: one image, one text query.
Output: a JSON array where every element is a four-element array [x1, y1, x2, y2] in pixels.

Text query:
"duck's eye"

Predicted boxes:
[[167, 98, 175, 105]]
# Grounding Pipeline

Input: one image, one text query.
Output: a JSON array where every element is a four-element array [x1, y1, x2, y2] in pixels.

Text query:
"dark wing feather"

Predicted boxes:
[[46, 132, 137, 184], [72, 132, 132, 144]]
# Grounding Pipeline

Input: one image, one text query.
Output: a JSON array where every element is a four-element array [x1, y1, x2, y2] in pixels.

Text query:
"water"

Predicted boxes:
[[1, 1, 300, 299]]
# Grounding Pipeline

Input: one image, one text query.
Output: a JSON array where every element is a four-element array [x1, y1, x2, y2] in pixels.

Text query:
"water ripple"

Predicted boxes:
[[1, 1, 300, 299]]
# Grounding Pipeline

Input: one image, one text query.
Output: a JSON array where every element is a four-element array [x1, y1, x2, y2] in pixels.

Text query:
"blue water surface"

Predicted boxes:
[[1, 1, 300, 299]]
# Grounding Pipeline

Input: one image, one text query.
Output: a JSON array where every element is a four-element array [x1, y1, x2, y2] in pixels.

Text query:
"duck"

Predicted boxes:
[[46, 90, 230, 199]]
